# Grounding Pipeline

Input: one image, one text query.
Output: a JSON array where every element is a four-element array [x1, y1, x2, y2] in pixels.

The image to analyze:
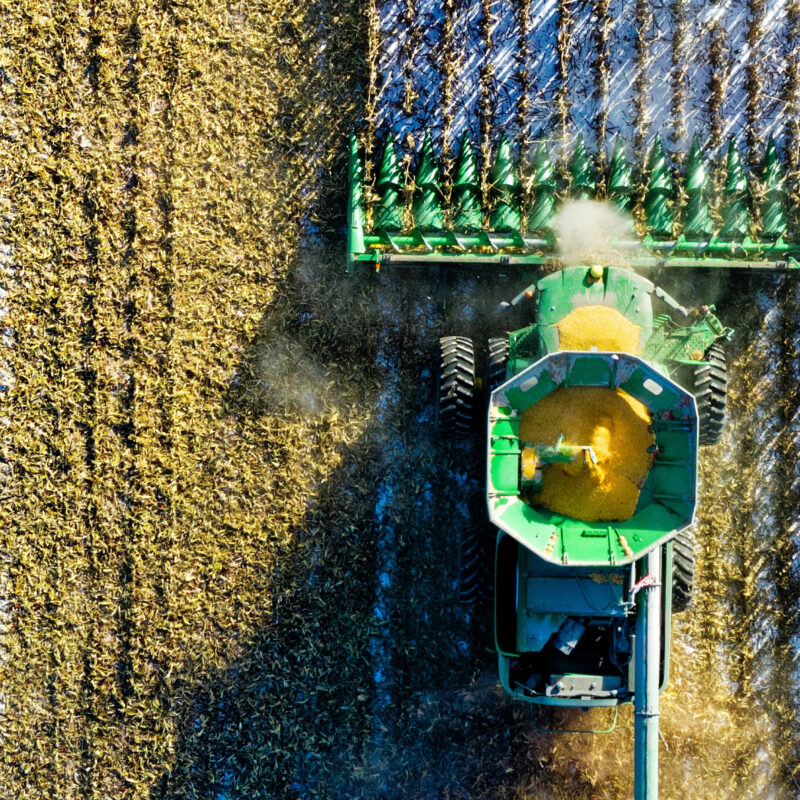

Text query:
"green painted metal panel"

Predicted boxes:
[[652, 428, 692, 463], [452, 133, 482, 231], [490, 417, 522, 495], [412, 132, 444, 230], [346, 133, 366, 274], [490, 436, 519, 453], [563, 354, 613, 387], [613, 355, 689, 415], [494, 499, 559, 556], [491, 417, 519, 438], [643, 317, 728, 366], [490, 454, 520, 496], [504, 369, 558, 413], [525, 577, 624, 615]]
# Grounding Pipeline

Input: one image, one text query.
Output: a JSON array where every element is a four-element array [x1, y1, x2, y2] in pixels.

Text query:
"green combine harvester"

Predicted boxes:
[[347, 131, 798, 799]]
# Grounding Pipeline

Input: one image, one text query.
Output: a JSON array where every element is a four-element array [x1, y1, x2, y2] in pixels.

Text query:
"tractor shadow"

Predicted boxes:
[[154, 256, 563, 799]]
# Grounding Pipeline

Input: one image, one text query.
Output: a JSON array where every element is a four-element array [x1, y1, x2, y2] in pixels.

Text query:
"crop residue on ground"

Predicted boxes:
[[2, 1, 800, 799]]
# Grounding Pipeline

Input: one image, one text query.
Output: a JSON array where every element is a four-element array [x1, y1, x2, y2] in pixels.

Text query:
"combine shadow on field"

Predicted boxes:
[[141, 0, 570, 792], [155, 255, 570, 799]]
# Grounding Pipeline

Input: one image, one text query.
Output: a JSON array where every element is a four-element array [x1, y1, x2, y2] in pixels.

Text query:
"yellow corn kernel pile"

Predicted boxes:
[[556, 305, 642, 354], [519, 386, 655, 521]]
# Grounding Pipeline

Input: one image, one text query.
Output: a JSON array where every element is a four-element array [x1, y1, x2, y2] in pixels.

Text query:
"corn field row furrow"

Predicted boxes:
[[513, 0, 532, 151], [644, 3, 675, 145], [712, 1, 744, 150], [791, 278, 800, 795], [75, 6, 103, 792], [591, 0, 611, 174], [400, 0, 420, 117], [745, 0, 766, 156], [478, 0, 495, 198], [604, 0, 636, 141], [555, 0, 574, 147], [527, 0, 559, 138], [365, 298, 405, 753], [563, 4, 598, 149], [371, 0, 800, 162], [740, 287, 786, 793], [706, 7, 728, 155], [439, 0, 458, 200], [80, 5, 132, 795], [485, 0, 520, 143], [364, 0, 382, 192], [447, 3, 482, 146], [409, 0, 445, 132], [783, 3, 800, 222], [631, 0, 651, 164], [2, 8, 90, 796], [759, 2, 792, 147], [679, 0, 709, 146], [127, 2, 183, 790]]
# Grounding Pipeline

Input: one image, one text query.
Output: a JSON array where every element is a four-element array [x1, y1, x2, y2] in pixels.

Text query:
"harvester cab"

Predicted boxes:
[[347, 130, 799, 799]]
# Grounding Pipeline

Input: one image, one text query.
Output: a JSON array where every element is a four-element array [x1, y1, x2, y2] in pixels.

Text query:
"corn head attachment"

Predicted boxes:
[[347, 131, 800, 273]]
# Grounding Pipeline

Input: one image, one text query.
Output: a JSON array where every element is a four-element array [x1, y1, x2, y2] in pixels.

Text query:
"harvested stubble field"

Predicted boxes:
[[2, 1, 800, 800]]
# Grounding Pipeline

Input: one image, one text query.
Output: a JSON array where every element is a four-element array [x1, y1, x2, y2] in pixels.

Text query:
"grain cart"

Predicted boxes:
[[347, 131, 800, 800]]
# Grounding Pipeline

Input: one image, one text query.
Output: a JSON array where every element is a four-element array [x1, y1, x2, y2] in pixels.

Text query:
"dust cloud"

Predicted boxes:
[[554, 199, 636, 267], [252, 334, 332, 416]]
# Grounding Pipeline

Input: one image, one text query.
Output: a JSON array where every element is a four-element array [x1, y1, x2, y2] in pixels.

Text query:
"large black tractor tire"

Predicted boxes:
[[458, 524, 491, 609], [436, 336, 475, 440], [486, 337, 510, 395], [694, 342, 727, 446], [671, 528, 696, 614]]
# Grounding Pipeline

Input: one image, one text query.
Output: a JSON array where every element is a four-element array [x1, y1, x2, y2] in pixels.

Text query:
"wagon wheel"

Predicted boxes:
[[458, 524, 491, 608], [671, 528, 696, 614], [486, 336, 510, 395]]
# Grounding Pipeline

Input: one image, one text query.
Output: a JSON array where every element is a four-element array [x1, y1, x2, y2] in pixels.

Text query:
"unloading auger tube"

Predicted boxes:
[[347, 131, 800, 273]]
